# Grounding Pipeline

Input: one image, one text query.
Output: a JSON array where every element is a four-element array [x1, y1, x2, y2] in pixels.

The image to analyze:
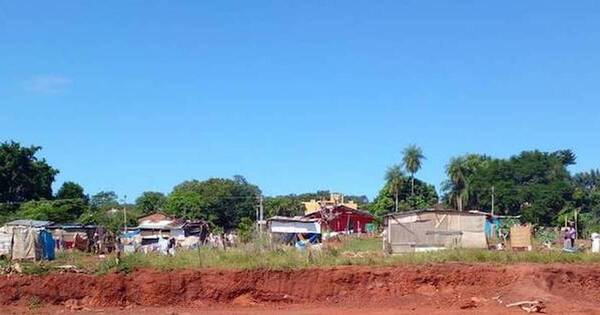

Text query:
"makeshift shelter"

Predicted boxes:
[[467, 210, 521, 240], [47, 224, 100, 251], [268, 216, 322, 245], [9, 227, 55, 261], [303, 205, 374, 234], [137, 212, 210, 245], [384, 209, 488, 253]]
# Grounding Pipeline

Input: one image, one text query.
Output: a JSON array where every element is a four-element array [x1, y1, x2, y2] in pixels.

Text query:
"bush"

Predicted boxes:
[[237, 217, 255, 243]]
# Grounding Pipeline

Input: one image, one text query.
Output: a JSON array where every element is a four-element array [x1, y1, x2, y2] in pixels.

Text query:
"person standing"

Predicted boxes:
[[569, 223, 577, 249]]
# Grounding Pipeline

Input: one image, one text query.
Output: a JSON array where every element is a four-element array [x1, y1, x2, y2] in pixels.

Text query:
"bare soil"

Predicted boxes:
[[2, 263, 600, 314]]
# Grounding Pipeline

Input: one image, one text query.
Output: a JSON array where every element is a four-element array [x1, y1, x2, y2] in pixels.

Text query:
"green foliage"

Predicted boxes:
[[402, 144, 425, 176], [0, 141, 58, 203], [339, 237, 381, 252], [402, 144, 425, 195], [535, 228, 558, 244], [264, 195, 305, 217], [442, 150, 576, 226], [135, 191, 166, 215], [53, 246, 600, 273], [90, 191, 119, 210], [165, 176, 261, 229], [237, 217, 255, 243], [370, 175, 438, 219], [16, 199, 87, 223], [79, 207, 137, 233], [56, 181, 87, 202]]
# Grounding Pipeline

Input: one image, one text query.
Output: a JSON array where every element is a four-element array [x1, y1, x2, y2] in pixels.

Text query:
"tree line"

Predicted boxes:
[[1, 141, 599, 235]]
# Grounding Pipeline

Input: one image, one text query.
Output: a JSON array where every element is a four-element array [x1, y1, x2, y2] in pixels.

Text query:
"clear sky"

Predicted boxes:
[[1, 1, 599, 201]]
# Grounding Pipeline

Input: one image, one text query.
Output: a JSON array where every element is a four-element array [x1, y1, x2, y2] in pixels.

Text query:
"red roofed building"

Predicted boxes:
[[303, 205, 374, 234]]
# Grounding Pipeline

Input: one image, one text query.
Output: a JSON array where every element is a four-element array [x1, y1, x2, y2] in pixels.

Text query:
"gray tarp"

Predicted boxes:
[[11, 228, 40, 260], [0, 233, 11, 256]]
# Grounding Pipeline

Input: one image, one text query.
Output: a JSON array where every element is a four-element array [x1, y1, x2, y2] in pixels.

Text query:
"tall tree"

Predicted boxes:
[[56, 181, 87, 202], [370, 175, 438, 220], [0, 141, 58, 204], [135, 191, 167, 215], [402, 144, 425, 196], [445, 157, 468, 211], [385, 165, 404, 212]]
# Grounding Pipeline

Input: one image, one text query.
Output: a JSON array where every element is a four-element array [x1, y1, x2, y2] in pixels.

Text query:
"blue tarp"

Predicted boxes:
[[122, 229, 140, 238], [38, 230, 55, 261], [484, 217, 501, 238]]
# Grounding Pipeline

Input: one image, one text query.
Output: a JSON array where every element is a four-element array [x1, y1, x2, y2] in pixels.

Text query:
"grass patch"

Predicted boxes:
[[338, 237, 381, 252], [12, 237, 600, 275], [90, 246, 600, 273]]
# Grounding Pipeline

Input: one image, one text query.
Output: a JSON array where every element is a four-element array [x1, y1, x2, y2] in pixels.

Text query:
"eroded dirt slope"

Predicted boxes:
[[2, 263, 600, 314]]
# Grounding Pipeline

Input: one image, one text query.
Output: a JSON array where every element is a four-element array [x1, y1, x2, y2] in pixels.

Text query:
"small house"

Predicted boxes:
[[303, 205, 374, 234], [384, 209, 488, 253]]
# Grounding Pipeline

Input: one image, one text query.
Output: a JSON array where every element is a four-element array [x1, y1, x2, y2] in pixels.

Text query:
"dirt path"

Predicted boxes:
[[2, 263, 600, 314]]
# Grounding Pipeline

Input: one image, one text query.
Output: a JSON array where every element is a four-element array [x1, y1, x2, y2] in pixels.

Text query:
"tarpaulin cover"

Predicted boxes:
[[11, 228, 38, 260], [0, 233, 12, 256], [38, 230, 55, 260]]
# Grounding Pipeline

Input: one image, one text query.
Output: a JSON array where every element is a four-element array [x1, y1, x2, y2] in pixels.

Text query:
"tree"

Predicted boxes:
[[264, 196, 305, 218], [17, 199, 87, 223], [237, 217, 255, 243], [402, 144, 425, 196], [0, 141, 58, 203], [370, 174, 438, 220], [573, 169, 600, 191], [445, 157, 468, 211], [385, 165, 404, 212], [135, 191, 166, 215], [56, 181, 87, 202], [90, 191, 119, 210], [442, 150, 577, 225], [165, 176, 261, 229]]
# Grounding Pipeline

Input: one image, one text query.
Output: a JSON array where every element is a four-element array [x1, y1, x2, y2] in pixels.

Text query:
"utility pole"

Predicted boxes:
[[259, 195, 264, 233], [491, 186, 495, 216], [123, 195, 128, 233]]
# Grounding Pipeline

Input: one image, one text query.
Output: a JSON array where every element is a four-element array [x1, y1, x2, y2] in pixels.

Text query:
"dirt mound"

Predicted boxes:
[[1, 263, 600, 313]]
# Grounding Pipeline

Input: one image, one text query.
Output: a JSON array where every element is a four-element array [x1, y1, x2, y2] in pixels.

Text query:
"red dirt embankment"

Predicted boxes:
[[2, 264, 600, 314]]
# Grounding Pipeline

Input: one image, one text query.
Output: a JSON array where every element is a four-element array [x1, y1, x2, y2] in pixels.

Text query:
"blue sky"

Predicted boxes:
[[1, 1, 599, 201]]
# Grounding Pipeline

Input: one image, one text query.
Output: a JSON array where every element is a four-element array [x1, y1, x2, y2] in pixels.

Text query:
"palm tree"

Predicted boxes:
[[385, 165, 404, 212], [402, 145, 425, 196], [446, 157, 468, 211]]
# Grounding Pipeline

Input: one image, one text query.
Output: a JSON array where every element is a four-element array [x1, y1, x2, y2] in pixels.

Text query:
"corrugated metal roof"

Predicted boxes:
[[385, 209, 486, 218], [5, 219, 53, 227], [268, 216, 320, 223]]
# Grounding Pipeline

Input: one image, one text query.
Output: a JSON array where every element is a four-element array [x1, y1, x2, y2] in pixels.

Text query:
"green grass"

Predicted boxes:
[[7, 237, 600, 275], [338, 237, 381, 252]]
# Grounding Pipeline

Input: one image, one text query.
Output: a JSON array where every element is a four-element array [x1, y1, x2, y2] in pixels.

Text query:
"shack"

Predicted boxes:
[[268, 216, 321, 245], [384, 209, 488, 253], [137, 212, 210, 245], [46, 223, 101, 251], [303, 205, 374, 234]]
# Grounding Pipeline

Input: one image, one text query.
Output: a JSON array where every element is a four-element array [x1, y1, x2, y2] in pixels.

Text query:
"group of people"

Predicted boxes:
[[205, 232, 237, 249]]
